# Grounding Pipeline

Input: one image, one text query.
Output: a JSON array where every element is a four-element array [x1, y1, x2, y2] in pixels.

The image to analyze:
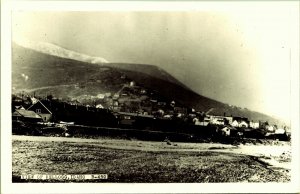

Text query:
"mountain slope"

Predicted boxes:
[[14, 40, 108, 64], [108, 63, 189, 90], [12, 43, 284, 125]]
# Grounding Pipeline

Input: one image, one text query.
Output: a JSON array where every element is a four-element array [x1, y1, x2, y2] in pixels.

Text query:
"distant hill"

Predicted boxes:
[[12, 42, 286, 126]]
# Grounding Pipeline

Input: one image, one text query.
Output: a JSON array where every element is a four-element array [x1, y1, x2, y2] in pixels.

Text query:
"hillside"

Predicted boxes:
[[12, 43, 284, 125]]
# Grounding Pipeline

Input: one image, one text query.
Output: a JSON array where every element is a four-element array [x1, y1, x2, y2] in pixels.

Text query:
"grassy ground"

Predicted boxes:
[[12, 137, 290, 183]]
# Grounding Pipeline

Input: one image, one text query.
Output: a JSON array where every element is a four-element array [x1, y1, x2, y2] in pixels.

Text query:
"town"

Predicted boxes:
[[12, 81, 290, 142], [8, 8, 295, 185]]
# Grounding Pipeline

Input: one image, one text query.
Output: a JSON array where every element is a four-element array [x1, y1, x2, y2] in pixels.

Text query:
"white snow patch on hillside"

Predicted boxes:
[[14, 39, 109, 64]]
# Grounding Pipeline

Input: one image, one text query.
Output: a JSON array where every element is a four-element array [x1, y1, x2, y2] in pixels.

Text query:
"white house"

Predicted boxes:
[[238, 121, 249, 128], [97, 94, 105, 99], [249, 121, 259, 129], [231, 120, 239, 127], [96, 104, 104, 109], [193, 118, 202, 125], [266, 125, 275, 132], [220, 127, 231, 136], [275, 128, 285, 134]]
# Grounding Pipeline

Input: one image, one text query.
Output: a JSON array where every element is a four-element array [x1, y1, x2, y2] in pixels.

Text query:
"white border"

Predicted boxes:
[[1, 1, 300, 193]]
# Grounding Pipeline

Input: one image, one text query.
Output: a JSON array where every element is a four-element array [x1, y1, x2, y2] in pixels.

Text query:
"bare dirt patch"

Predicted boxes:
[[12, 135, 291, 182]]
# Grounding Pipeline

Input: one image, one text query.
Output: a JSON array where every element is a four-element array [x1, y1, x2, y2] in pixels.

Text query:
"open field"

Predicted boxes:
[[12, 135, 291, 183]]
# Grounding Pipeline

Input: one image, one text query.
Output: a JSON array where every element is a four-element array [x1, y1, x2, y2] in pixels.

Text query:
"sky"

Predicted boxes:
[[11, 2, 299, 122]]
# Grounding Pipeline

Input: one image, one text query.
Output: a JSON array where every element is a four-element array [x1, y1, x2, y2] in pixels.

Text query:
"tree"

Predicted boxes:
[[47, 94, 53, 101]]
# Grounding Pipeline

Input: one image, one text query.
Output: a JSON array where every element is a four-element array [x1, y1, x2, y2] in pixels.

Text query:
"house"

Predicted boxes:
[[129, 81, 136, 87], [27, 100, 52, 122], [275, 128, 286, 134], [96, 104, 105, 109], [174, 106, 187, 114], [238, 120, 249, 128], [12, 109, 43, 123], [224, 116, 233, 124], [231, 120, 249, 128], [232, 116, 249, 123], [114, 112, 137, 126], [70, 99, 80, 105], [207, 115, 233, 125], [97, 94, 105, 99], [259, 121, 269, 129], [113, 94, 120, 100], [220, 126, 231, 136], [198, 116, 210, 126], [114, 111, 155, 127], [113, 101, 119, 106], [193, 118, 202, 125], [231, 116, 250, 128], [194, 115, 210, 126], [231, 120, 239, 127], [266, 125, 275, 132], [249, 121, 259, 129], [211, 118, 225, 125]]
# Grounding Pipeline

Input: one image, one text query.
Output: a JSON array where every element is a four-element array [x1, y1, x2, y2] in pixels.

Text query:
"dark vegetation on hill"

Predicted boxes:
[[12, 43, 284, 125]]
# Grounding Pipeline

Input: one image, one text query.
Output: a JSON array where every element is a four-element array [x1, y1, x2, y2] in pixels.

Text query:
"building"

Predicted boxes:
[[211, 117, 225, 125], [231, 120, 249, 128], [174, 106, 187, 115], [114, 112, 137, 126], [97, 94, 105, 99], [113, 94, 120, 100], [231, 120, 239, 127], [114, 112, 155, 127], [12, 109, 43, 123], [129, 81, 136, 87], [27, 100, 52, 122], [231, 116, 249, 128], [238, 120, 249, 128], [96, 104, 105, 109], [232, 116, 249, 123], [206, 115, 233, 126], [249, 121, 259, 129]]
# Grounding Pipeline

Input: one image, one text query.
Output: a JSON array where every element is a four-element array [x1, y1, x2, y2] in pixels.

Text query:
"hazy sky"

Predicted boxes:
[[12, 3, 299, 121]]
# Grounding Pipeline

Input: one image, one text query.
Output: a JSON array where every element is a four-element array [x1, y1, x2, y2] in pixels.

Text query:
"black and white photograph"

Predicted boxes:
[[1, 1, 300, 193]]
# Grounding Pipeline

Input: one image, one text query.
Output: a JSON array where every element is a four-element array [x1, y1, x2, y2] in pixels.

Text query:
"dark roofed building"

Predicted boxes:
[[27, 100, 52, 122]]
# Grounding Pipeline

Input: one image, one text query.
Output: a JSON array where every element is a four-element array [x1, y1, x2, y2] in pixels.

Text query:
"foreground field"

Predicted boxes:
[[12, 135, 291, 182]]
